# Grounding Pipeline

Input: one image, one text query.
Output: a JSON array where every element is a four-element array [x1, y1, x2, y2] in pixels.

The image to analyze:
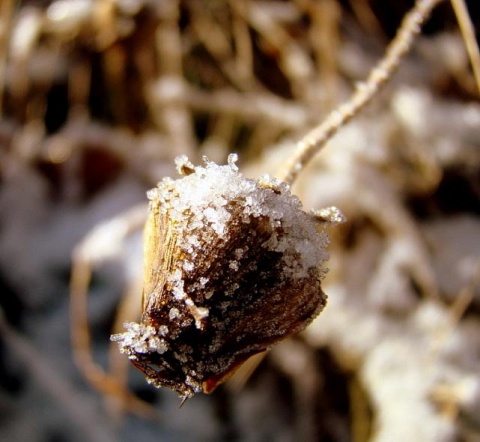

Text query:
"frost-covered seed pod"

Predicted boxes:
[[112, 154, 340, 399]]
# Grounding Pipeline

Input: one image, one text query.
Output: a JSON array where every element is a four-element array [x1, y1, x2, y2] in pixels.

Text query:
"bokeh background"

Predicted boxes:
[[0, 1, 480, 441]]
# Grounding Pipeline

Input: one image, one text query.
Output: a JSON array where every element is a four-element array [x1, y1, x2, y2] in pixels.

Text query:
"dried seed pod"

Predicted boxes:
[[112, 154, 338, 399]]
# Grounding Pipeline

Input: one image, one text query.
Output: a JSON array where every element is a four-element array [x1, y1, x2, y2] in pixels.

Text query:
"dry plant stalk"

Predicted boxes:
[[70, 205, 159, 416], [451, 0, 480, 95], [277, 0, 445, 185], [0, 0, 16, 116]]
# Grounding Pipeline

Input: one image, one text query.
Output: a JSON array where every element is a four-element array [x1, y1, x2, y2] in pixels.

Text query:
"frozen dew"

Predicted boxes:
[[172, 284, 186, 300], [111, 322, 168, 355], [311, 206, 347, 225], [146, 187, 159, 201], [234, 248, 244, 259], [147, 154, 331, 279], [148, 336, 168, 354], [227, 152, 239, 170], [229, 261, 239, 271], [183, 260, 194, 272], [169, 307, 180, 320], [185, 375, 202, 394], [175, 155, 195, 175], [158, 325, 169, 336], [185, 298, 209, 329]]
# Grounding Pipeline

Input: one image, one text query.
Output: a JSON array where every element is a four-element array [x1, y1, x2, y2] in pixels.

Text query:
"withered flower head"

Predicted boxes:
[[112, 154, 339, 399]]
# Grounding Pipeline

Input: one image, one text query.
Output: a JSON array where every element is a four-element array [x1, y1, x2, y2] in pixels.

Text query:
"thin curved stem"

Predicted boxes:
[[277, 0, 445, 185]]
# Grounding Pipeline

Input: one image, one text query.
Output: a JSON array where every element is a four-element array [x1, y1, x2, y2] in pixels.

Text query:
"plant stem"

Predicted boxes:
[[277, 0, 445, 186]]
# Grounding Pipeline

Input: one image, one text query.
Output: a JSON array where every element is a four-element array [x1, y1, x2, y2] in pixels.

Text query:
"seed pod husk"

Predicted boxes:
[[112, 154, 332, 399]]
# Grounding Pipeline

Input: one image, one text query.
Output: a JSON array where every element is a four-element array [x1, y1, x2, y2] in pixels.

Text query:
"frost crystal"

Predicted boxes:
[[150, 154, 329, 277], [111, 322, 168, 355], [169, 307, 180, 320]]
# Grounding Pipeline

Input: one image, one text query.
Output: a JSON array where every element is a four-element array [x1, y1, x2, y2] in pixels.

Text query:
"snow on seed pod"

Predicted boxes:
[[111, 154, 343, 400]]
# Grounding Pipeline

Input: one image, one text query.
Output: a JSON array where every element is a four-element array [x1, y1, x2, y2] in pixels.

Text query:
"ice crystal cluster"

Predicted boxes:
[[112, 154, 332, 398]]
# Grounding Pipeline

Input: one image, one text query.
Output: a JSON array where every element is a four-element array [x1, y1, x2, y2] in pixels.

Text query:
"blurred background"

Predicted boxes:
[[0, 0, 480, 441]]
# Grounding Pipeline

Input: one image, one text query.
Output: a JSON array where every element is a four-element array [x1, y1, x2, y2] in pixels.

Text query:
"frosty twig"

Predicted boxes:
[[277, 0, 445, 185]]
